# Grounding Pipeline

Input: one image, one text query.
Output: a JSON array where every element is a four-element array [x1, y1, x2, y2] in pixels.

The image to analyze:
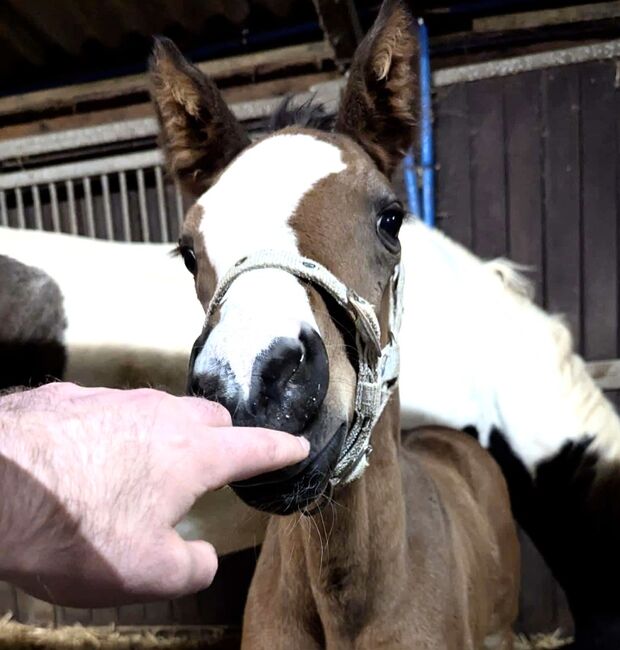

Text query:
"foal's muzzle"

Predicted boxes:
[[188, 324, 329, 434]]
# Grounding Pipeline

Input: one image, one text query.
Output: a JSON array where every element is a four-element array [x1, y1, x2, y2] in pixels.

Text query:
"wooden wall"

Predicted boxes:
[[434, 57, 620, 635]]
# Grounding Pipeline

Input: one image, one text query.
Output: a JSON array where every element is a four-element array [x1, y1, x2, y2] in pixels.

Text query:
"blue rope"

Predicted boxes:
[[418, 18, 435, 228], [404, 150, 421, 219]]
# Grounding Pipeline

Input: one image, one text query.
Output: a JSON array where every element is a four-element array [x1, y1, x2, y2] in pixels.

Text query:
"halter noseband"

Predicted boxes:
[[203, 249, 404, 487]]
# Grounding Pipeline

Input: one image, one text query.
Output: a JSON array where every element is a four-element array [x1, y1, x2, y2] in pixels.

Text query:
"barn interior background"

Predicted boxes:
[[2, 0, 620, 646]]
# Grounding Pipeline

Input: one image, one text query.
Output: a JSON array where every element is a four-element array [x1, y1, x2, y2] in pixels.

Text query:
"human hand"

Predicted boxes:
[[0, 382, 308, 607]]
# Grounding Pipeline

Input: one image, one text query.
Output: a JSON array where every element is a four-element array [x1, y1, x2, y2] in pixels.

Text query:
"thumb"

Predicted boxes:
[[200, 427, 311, 489], [165, 536, 219, 597]]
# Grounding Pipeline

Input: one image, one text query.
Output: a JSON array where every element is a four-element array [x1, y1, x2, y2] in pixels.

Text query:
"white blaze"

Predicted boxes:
[[194, 133, 346, 396]]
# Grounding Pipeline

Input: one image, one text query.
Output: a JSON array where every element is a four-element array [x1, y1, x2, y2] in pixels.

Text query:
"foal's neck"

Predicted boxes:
[[296, 400, 406, 636]]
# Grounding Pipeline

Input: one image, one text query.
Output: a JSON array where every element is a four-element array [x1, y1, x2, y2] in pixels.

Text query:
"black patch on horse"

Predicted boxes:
[[480, 426, 620, 650], [0, 256, 66, 389]]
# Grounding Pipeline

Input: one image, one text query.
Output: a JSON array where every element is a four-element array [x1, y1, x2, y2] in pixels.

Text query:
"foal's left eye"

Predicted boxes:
[[377, 205, 405, 252], [179, 246, 197, 276]]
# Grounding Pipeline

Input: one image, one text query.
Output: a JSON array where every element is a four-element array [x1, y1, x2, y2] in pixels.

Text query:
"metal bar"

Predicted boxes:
[[119, 171, 131, 242], [0, 150, 163, 190], [101, 174, 114, 240], [65, 180, 77, 234], [175, 183, 185, 235], [15, 187, 25, 228], [0, 191, 7, 226], [32, 185, 43, 230], [136, 168, 150, 243], [155, 166, 169, 243], [0, 119, 157, 163], [83, 176, 95, 238], [48, 183, 60, 231], [434, 38, 620, 87]]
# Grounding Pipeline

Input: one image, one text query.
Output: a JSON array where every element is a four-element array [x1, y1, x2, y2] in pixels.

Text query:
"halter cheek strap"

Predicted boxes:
[[204, 249, 404, 487]]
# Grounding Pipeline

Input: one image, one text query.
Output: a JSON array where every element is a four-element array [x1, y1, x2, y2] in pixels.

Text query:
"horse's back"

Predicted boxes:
[[402, 426, 520, 649]]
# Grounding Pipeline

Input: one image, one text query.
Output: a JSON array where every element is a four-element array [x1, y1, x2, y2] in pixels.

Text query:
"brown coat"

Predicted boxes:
[[243, 403, 519, 650]]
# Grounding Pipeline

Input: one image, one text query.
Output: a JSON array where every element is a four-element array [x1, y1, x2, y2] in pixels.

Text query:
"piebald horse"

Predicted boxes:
[[150, 1, 519, 648]]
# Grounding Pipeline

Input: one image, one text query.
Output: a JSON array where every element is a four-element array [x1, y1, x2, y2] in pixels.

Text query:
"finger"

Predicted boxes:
[[200, 427, 310, 489], [180, 397, 232, 428]]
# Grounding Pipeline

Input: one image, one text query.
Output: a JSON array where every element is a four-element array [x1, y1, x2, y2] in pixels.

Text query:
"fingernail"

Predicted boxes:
[[298, 436, 311, 454]]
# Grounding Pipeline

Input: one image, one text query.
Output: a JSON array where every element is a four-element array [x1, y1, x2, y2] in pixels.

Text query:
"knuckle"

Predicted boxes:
[[264, 437, 282, 465]]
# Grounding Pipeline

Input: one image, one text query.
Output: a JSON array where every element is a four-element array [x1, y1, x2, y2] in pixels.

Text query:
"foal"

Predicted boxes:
[[150, 1, 519, 647]]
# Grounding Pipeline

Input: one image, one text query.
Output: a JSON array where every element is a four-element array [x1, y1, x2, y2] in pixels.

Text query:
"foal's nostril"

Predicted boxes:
[[248, 324, 329, 432], [258, 338, 304, 402]]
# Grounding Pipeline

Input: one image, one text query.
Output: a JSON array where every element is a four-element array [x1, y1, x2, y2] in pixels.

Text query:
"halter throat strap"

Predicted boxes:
[[204, 249, 403, 486]]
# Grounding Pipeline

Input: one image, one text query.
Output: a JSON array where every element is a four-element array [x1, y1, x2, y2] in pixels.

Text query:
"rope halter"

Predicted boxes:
[[203, 249, 404, 487]]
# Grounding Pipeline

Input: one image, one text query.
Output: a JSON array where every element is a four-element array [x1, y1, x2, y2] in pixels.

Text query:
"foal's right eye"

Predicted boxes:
[[179, 246, 197, 276]]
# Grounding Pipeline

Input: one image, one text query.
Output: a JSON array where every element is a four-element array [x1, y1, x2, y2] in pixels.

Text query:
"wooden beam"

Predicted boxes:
[[0, 41, 332, 120], [474, 2, 620, 33], [0, 71, 340, 142], [0, 3, 50, 65], [312, 0, 362, 67], [587, 359, 620, 391]]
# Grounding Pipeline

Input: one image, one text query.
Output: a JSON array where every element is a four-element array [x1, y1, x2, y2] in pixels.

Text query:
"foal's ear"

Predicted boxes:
[[335, 0, 418, 178], [149, 37, 250, 197]]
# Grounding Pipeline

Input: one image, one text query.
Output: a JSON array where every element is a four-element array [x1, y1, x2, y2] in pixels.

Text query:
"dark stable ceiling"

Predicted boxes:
[[1, 0, 618, 96]]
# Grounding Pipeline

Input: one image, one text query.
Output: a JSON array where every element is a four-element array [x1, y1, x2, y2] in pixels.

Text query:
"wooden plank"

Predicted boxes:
[[580, 61, 618, 362], [312, 0, 362, 66], [0, 42, 332, 119], [468, 77, 508, 259], [542, 65, 582, 349], [588, 359, 620, 390], [12, 590, 55, 626], [143, 600, 174, 626], [116, 603, 146, 625], [474, 2, 620, 33], [0, 71, 339, 144], [56, 605, 92, 626], [171, 595, 201, 625], [504, 70, 544, 301], [90, 607, 118, 626], [0, 583, 17, 618], [434, 83, 473, 248], [0, 4, 48, 66]]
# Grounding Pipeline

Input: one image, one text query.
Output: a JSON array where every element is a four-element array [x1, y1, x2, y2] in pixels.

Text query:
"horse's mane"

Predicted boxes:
[[268, 96, 335, 132], [485, 258, 535, 302], [482, 254, 620, 465]]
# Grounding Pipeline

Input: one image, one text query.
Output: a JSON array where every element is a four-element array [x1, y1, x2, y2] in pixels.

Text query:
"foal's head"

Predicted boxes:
[[150, 0, 418, 514]]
